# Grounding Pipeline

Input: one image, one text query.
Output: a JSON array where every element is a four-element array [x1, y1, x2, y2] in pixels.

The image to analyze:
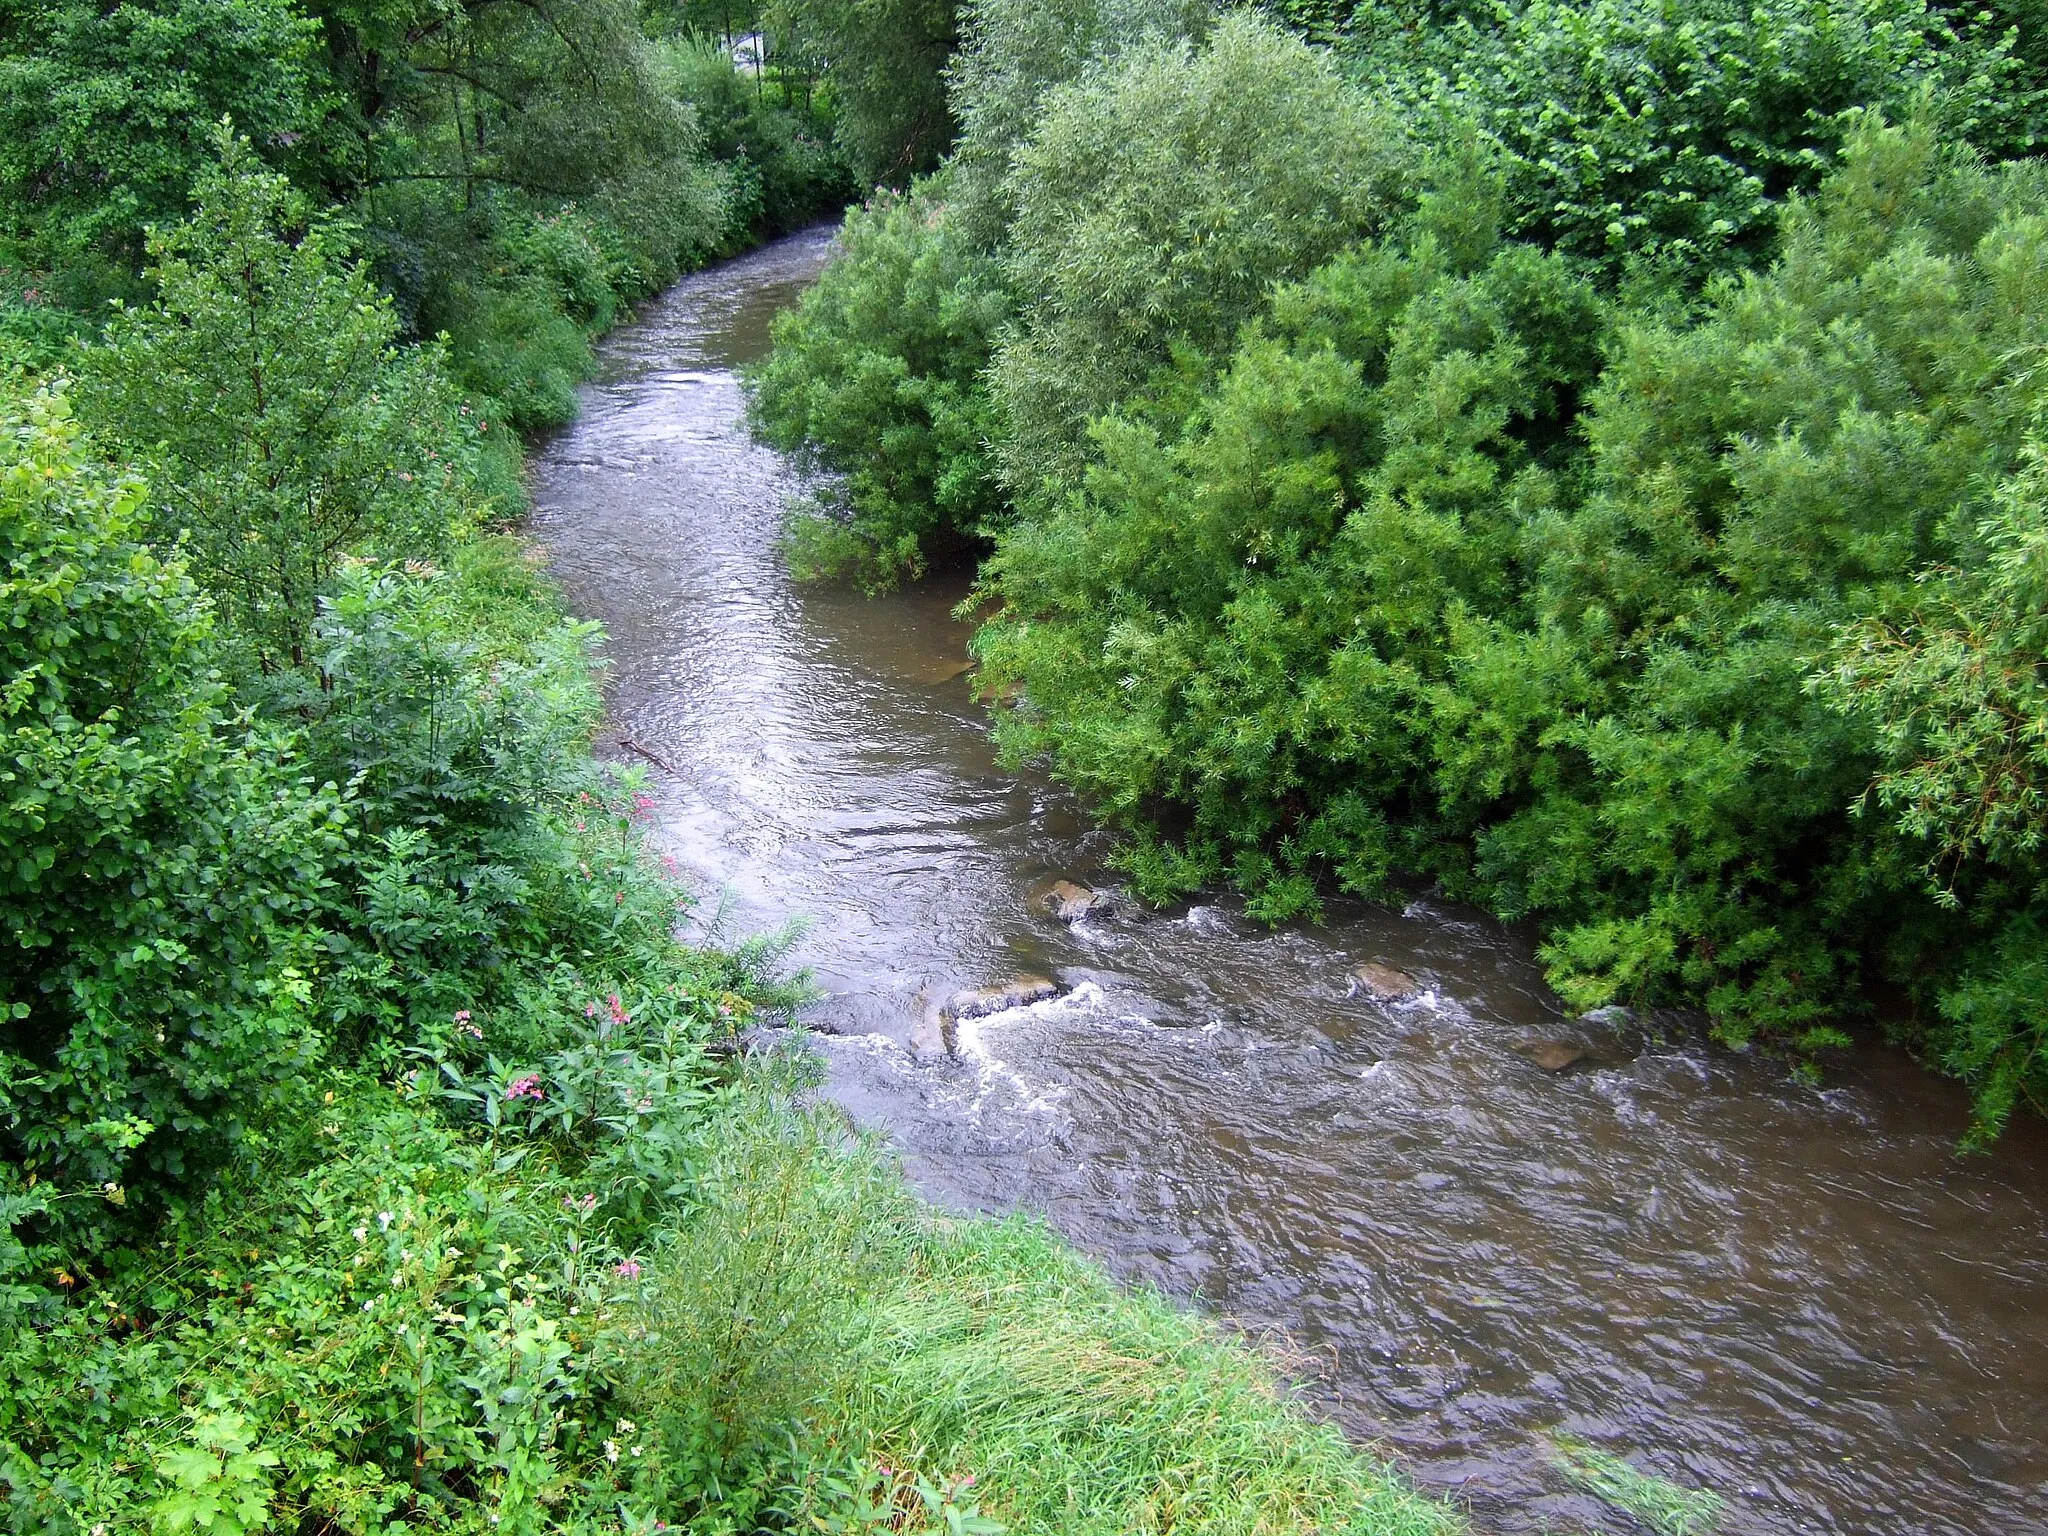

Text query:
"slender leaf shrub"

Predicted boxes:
[[1822, 426, 2048, 1138], [747, 183, 1011, 588], [991, 10, 1411, 490]]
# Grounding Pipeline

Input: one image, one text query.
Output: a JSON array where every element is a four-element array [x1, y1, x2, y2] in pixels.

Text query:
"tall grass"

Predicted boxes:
[[624, 1060, 1460, 1536]]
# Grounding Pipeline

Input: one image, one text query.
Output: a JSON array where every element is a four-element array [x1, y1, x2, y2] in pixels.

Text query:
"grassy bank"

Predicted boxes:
[[0, 113, 1457, 1535]]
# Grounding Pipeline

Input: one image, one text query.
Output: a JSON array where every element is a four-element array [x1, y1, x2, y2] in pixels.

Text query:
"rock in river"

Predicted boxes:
[[1516, 1039, 1588, 1073], [947, 975, 1063, 1021], [1351, 963, 1422, 1000], [1042, 880, 1106, 923]]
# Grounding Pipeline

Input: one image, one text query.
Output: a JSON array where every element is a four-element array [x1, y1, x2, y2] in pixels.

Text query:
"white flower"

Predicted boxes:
[[377, 1211, 394, 1230], [362, 1299, 375, 1311], [604, 1440, 620, 1464], [631, 1445, 643, 1458], [614, 1418, 636, 1434], [353, 1225, 369, 1242], [390, 1272, 403, 1287]]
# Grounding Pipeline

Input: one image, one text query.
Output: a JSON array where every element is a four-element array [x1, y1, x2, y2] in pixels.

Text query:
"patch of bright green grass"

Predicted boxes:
[[1550, 1434, 1723, 1535]]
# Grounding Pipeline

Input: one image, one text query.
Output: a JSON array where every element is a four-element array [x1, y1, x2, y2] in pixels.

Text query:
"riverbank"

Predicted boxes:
[[0, 215, 1459, 1533]]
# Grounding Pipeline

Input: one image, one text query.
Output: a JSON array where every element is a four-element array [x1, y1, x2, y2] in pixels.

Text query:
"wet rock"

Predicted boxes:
[[1516, 1039, 1588, 1073], [945, 975, 1062, 1022], [1351, 963, 1422, 1000], [907, 1001, 950, 1061], [1042, 879, 1106, 923]]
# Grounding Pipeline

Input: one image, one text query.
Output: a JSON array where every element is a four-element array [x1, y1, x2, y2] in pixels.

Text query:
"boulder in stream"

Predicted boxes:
[[946, 975, 1063, 1021], [1042, 880, 1107, 923], [1511, 1007, 1643, 1074], [1351, 962, 1422, 1001], [914, 657, 974, 685], [906, 975, 1066, 1061], [1515, 1039, 1588, 1073]]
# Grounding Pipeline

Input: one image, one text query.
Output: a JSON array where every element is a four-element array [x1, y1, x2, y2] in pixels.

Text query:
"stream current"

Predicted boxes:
[[528, 229, 2048, 1535]]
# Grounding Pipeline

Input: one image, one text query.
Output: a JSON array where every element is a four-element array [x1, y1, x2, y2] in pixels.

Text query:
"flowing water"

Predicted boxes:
[[529, 230, 2048, 1535]]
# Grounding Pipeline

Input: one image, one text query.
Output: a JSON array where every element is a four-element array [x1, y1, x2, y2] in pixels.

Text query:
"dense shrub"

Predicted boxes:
[[0, 383, 343, 1203], [1821, 424, 2048, 1137], [944, 0, 1212, 242], [74, 134, 483, 674], [0, 0, 319, 261], [989, 10, 1411, 491], [747, 184, 1010, 588], [974, 181, 1607, 918], [768, 0, 961, 186], [1341, 0, 2039, 285], [656, 37, 854, 239], [974, 118, 2048, 1122]]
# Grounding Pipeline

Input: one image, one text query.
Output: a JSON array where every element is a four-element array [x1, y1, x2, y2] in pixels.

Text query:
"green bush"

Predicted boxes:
[[944, 0, 1212, 242], [1342, 0, 2038, 285], [767, 0, 960, 186], [0, 0, 319, 262], [0, 382, 344, 1204], [74, 131, 482, 675], [974, 179, 1606, 919], [991, 10, 1411, 491], [747, 183, 1010, 588], [1821, 424, 2048, 1137]]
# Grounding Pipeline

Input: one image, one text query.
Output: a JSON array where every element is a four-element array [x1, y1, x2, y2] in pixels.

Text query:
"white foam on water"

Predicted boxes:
[[945, 980, 1108, 1117]]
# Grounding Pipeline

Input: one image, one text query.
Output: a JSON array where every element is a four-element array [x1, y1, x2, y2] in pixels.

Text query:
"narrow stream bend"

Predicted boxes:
[[529, 231, 2048, 1536]]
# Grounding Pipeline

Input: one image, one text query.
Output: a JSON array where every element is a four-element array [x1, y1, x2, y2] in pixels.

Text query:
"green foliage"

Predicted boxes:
[[1820, 425, 2048, 1137], [656, 38, 855, 238], [0, 0, 318, 262], [1499, 119, 2048, 1039], [74, 131, 481, 674], [991, 10, 1410, 491], [974, 116, 2048, 1118], [768, 0, 960, 186], [974, 185, 1605, 902], [1342, 0, 2039, 285], [0, 381, 343, 1202], [944, 0, 1213, 241], [748, 184, 1010, 588]]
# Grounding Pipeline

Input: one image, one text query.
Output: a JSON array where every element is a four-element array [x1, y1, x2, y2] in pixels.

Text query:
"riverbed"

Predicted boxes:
[[528, 229, 2048, 1535]]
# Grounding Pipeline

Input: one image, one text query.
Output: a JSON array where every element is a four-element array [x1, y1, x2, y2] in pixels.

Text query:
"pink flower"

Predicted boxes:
[[631, 793, 655, 816], [615, 1259, 641, 1280], [505, 1075, 543, 1101], [584, 1001, 599, 1018], [607, 994, 628, 1026]]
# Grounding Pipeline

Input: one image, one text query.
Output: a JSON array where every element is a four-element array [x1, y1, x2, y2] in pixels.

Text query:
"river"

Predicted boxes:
[[528, 229, 2048, 1536]]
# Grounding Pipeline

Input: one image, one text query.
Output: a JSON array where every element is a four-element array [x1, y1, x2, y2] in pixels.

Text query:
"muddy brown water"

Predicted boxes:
[[528, 230, 2048, 1535]]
